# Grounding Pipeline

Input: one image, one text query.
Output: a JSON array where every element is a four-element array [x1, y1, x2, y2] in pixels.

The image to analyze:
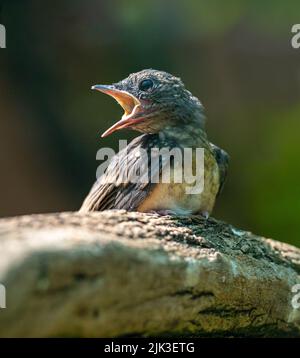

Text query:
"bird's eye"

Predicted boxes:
[[139, 79, 154, 92]]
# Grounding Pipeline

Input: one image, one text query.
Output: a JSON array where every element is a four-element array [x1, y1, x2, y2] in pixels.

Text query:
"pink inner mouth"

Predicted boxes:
[[92, 85, 144, 137]]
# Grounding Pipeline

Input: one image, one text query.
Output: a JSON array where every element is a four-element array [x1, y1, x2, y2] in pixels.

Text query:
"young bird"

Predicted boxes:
[[80, 69, 229, 216]]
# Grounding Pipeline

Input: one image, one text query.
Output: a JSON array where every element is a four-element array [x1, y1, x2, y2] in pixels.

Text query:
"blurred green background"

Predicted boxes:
[[0, 0, 299, 246]]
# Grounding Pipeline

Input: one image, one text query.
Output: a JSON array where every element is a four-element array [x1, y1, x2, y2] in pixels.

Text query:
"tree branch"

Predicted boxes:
[[0, 210, 300, 337]]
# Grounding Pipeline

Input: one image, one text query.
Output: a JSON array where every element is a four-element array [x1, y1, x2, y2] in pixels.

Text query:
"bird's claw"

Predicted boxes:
[[148, 209, 177, 216]]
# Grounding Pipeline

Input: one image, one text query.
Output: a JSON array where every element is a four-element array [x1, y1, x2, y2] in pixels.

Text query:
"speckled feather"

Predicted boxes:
[[80, 133, 228, 214], [80, 135, 160, 212]]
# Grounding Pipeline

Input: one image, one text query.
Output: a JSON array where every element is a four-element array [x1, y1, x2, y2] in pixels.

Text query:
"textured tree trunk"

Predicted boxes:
[[0, 210, 299, 337]]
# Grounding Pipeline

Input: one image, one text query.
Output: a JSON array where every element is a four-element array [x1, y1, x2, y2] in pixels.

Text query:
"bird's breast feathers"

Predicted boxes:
[[80, 134, 222, 215], [137, 147, 220, 215]]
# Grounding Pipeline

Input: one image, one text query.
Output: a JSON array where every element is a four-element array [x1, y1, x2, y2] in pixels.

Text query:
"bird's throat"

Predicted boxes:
[[159, 123, 208, 148]]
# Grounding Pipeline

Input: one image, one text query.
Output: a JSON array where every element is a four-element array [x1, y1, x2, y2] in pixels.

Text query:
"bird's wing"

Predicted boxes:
[[210, 142, 229, 196], [80, 134, 162, 212]]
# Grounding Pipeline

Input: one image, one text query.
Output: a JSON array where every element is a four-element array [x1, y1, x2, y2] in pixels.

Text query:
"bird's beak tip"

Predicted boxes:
[[91, 85, 102, 91], [91, 84, 105, 91]]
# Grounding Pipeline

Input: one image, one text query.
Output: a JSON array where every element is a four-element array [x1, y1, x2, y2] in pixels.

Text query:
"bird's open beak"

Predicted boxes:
[[92, 85, 144, 137]]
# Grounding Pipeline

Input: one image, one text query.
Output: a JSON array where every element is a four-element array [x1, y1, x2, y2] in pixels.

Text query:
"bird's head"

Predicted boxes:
[[92, 69, 205, 137]]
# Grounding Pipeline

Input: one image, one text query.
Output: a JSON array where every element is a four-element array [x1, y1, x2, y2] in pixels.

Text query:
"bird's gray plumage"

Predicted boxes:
[[210, 143, 229, 196], [80, 134, 229, 212], [80, 69, 229, 215], [80, 134, 160, 211]]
